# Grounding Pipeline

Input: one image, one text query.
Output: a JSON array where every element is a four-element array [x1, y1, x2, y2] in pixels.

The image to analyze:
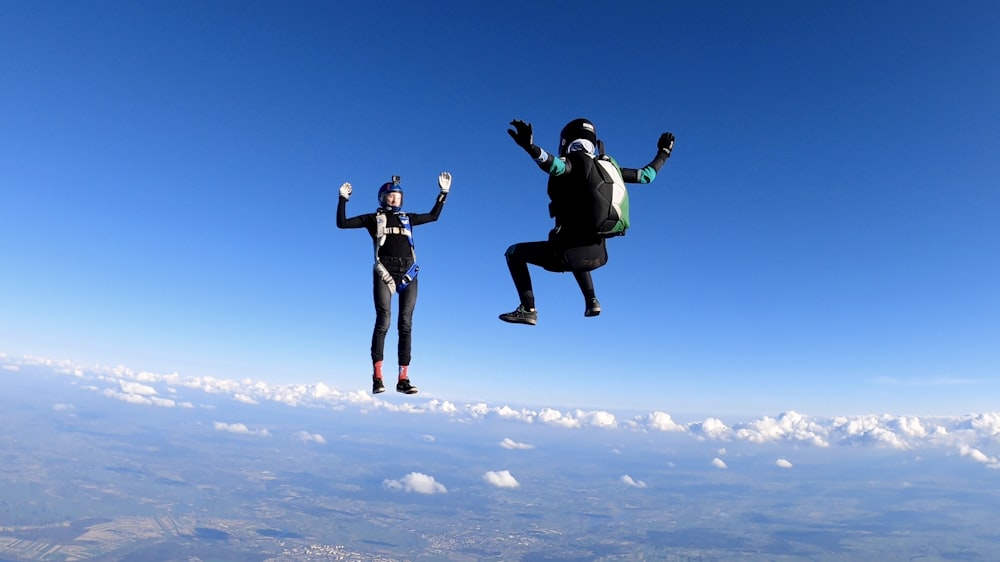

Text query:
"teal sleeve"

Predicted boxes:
[[534, 149, 568, 176], [546, 157, 568, 175], [614, 155, 659, 185], [638, 166, 657, 184]]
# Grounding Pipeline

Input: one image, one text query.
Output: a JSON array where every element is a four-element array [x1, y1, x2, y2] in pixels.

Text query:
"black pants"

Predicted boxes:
[[371, 257, 417, 366], [504, 240, 607, 310]]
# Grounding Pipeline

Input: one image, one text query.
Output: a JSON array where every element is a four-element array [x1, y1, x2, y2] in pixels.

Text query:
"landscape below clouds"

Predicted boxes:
[[2, 351, 1000, 560]]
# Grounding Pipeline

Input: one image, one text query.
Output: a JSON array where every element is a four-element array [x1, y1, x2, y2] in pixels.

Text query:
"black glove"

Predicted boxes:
[[658, 132, 675, 157], [508, 120, 534, 151]]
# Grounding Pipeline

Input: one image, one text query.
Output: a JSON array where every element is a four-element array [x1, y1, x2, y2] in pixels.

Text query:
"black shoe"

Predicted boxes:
[[585, 297, 601, 317], [396, 379, 419, 394], [499, 305, 537, 325], [372, 376, 386, 394]]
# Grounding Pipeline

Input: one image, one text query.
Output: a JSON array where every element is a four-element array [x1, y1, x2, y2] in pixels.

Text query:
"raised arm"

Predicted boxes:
[[621, 132, 675, 184], [336, 182, 370, 229], [408, 172, 452, 226], [508, 119, 571, 176]]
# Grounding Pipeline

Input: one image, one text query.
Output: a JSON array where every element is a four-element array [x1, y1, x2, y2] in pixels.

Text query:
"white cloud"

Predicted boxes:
[[2, 364, 19, 372], [959, 445, 1000, 469], [735, 411, 829, 447], [427, 400, 457, 414], [233, 393, 258, 405], [580, 410, 617, 428], [53, 403, 74, 411], [712, 458, 728, 469], [102, 388, 187, 408], [293, 431, 326, 444], [119, 380, 157, 396], [13, 353, 1000, 471], [621, 475, 647, 488], [830, 415, 916, 450], [960, 445, 989, 463], [214, 421, 269, 437], [691, 418, 732, 440], [422, 434, 436, 442], [384, 472, 447, 494], [500, 438, 534, 450], [537, 408, 581, 428], [957, 413, 1000, 438], [643, 411, 686, 432], [776, 458, 793, 469], [483, 470, 520, 488]]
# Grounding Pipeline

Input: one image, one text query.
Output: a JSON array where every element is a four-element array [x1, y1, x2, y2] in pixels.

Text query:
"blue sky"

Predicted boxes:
[[2, 1, 998, 416]]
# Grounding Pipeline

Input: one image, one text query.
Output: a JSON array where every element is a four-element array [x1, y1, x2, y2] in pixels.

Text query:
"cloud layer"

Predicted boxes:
[[5, 354, 1000, 469]]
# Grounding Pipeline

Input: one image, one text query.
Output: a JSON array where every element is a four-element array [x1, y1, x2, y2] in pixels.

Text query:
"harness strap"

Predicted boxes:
[[373, 209, 419, 292]]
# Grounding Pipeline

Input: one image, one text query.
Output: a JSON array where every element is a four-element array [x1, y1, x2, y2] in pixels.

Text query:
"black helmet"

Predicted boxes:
[[559, 118, 598, 156]]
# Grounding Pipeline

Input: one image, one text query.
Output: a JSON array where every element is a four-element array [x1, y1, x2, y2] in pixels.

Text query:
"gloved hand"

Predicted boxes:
[[339, 182, 352, 200], [438, 171, 452, 193], [657, 132, 675, 157], [508, 120, 534, 151]]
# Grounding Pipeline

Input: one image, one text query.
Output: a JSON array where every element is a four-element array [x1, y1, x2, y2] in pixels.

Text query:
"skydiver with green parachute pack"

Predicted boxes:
[[499, 118, 675, 325], [337, 172, 452, 394]]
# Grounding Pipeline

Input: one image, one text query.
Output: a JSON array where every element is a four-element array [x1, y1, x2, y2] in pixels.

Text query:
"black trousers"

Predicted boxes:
[[504, 239, 607, 309], [371, 257, 417, 366]]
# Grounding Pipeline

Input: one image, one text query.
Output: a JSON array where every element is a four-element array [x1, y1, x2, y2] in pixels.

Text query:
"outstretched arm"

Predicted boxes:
[[508, 119, 571, 177], [621, 132, 675, 184]]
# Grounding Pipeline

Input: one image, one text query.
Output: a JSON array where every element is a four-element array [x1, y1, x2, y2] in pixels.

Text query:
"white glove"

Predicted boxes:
[[339, 182, 352, 200], [438, 172, 452, 193]]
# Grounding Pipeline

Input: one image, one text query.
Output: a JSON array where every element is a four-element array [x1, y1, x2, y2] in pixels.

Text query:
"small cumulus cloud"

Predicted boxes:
[[537, 408, 582, 428], [581, 410, 617, 428], [712, 458, 728, 469], [959, 445, 1000, 469], [644, 411, 686, 432], [213, 421, 269, 437], [233, 393, 258, 405], [429, 399, 458, 414], [293, 431, 326, 444], [53, 403, 75, 412], [422, 434, 436, 442], [500, 438, 534, 450], [483, 470, 520, 488], [621, 475, 647, 488], [384, 472, 447, 494], [691, 418, 732, 440], [2, 364, 19, 372], [776, 458, 793, 469], [102, 388, 189, 408], [119, 380, 157, 396]]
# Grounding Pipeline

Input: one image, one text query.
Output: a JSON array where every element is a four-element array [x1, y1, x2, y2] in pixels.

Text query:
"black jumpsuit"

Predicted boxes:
[[337, 193, 446, 366]]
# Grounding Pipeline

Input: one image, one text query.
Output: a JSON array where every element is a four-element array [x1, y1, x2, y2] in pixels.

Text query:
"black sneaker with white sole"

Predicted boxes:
[[396, 379, 419, 394], [585, 297, 601, 317], [499, 305, 538, 325]]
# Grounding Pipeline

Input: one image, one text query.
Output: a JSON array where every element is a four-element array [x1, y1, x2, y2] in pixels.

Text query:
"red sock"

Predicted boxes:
[[398, 365, 408, 381], [373, 361, 383, 379]]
